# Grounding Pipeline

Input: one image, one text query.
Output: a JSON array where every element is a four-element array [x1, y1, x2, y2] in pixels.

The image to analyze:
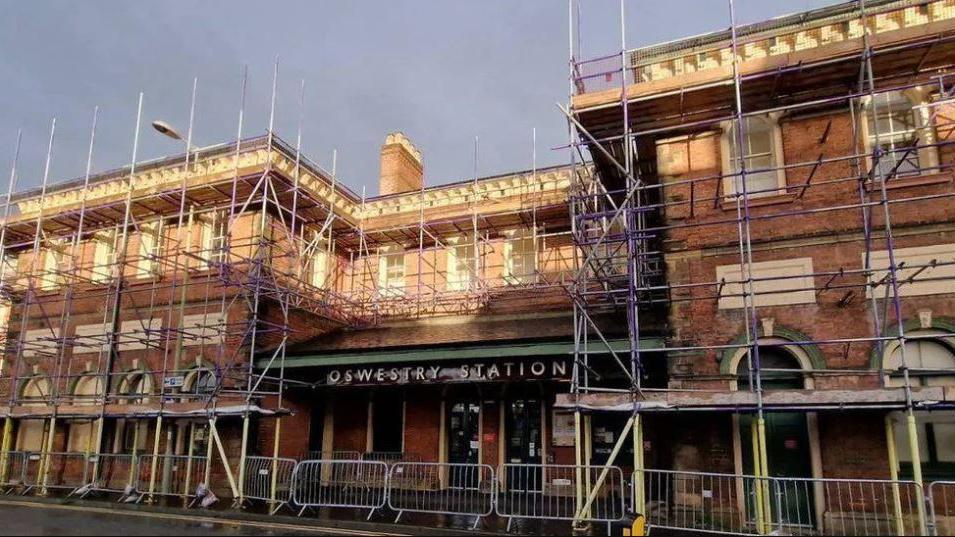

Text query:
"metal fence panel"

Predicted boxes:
[[773, 476, 923, 536], [642, 468, 764, 535], [495, 464, 626, 525], [292, 459, 388, 516], [87, 453, 138, 494], [929, 481, 955, 537], [137, 454, 207, 499], [0, 451, 28, 490], [243, 455, 296, 507], [44, 452, 90, 491], [387, 462, 495, 524]]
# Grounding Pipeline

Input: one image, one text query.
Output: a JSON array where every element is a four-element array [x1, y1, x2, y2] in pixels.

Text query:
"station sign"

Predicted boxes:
[[324, 359, 569, 386]]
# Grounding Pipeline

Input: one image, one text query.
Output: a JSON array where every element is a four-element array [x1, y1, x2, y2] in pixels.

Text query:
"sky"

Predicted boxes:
[[0, 0, 842, 195]]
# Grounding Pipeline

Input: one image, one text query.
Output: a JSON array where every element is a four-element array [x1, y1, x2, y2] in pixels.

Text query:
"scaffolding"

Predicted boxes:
[[565, 0, 955, 530], [0, 53, 583, 503]]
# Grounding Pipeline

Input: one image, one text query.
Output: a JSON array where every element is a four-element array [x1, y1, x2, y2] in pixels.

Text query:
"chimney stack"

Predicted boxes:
[[379, 132, 423, 196]]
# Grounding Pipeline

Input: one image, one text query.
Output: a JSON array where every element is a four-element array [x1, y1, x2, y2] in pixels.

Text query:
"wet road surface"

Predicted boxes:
[[0, 500, 404, 536]]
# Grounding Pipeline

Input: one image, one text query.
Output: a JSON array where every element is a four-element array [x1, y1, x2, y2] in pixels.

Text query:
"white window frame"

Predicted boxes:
[[40, 240, 67, 291], [137, 221, 163, 278], [90, 230, 116, 283], [860, 88, 939, 181], [503, 228, 539, 285], [446, 235, 477, 291], [377, 248, 406, 297], [719, 113, 787, 199], [308, 232, 330, 289], [199, 211, 228, 266]]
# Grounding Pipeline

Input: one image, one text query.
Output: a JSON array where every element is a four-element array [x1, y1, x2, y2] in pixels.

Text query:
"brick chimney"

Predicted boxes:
[[379, 132, 423, 196]]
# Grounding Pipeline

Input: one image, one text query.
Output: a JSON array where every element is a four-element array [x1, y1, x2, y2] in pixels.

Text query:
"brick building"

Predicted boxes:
[[0, 0, 952, 534]]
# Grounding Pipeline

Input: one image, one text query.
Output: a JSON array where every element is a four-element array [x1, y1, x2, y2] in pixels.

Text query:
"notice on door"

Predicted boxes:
[[552, 410, 575, 447]]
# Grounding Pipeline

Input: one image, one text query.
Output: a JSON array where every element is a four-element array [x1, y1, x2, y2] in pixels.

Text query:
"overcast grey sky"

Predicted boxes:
[[0, 0, 840, 195]]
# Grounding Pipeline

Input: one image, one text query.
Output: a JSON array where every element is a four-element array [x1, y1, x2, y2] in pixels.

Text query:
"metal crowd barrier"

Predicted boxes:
[[80, 453, 139, 497], [495, 463, 626, 531], [642, 468, 765, 534], [242, 455, 297, 514], [43, 452, 91, 491], [292, 459, 388, 519], [772, 476, 923, 536], [928, 481, 955, 537], [386, 462, 495, 529], [137, 454, 207, 501], [0, 451, 29, 493], [641, 469, 926, 536], [361, 451, 421, 468]]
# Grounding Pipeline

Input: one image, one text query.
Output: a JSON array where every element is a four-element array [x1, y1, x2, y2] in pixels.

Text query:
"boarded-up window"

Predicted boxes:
[[866, 244, 955, 298], [73, 323, 111, 355], [21, 328, 59, 359], [716, 257, 816, 310], [180, 312, 225, 347], [117, 318, 162, 352]]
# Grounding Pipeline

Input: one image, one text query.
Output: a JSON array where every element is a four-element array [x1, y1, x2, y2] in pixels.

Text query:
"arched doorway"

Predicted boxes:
[[883, 330, 955, 480], [17, 376, 50, 451], [732, 343, 819, 530]]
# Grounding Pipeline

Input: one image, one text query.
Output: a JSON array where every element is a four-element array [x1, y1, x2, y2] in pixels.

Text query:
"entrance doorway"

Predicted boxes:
[[448, 401, 480, 464], [737, 346, 815, 529], [505, 398, 542, 492]]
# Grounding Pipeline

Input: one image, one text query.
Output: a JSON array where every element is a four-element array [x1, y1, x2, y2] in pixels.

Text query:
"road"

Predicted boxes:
[[0, 500, 406, 536]]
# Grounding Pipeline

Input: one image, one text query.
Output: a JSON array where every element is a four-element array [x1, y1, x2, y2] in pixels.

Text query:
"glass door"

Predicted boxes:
[[506, 398, 542, 492], [448, 401, 481, 489]]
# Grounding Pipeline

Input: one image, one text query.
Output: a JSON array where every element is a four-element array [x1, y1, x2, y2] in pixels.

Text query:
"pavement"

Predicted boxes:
[[0, 498, 489, 536]]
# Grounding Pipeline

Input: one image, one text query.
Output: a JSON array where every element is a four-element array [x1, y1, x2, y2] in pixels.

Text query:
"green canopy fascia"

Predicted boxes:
[[259, 337, 663, 370]]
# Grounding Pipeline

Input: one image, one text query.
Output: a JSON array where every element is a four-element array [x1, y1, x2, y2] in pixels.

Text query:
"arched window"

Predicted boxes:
[[864, 89, 938, 180], [884, 331, 955, 478], [735, 346, 806, 390], [722, 114, 785, 199], [883, 332, 955, 387], [17, 376, 50, 451], [68, 374, 103, 452], [118, 371, 154, 404], [182, 367, 218, 398]]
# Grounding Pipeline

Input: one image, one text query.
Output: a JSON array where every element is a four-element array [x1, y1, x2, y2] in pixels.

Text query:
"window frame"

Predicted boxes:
[[860, 88, 939, 183], [719, 113, 787, 200], [503, 228, 539, 285]]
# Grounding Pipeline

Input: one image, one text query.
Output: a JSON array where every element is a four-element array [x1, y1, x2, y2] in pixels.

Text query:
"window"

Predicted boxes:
[[721, 115, 785, 198], [371, 392, 404, 453], [21, 328, 59, 359], [137, 222, 163, 277], [119, 371, 153, 404], [183, 367, 218, 397], [884, 333, 955, 387], [309, 234, 330, 289], [180, 312, 225, 347], [863, 90, 938, 180], [0, 252, 17, 286], [40, 241, 66, 291], [200, 212, 228, 266], [73, 323, 111, 355], [67, 374, 103, 452], [378, 249, 405, 297], [447, 237, 476, 291], [17, 376, 50, 451], [117, 318, 162, 352], [90, 231, 115, 283], [503, 229, 538, 284], [865, 244, 955, 299], [886, 332, 955, 478], [715, 257, 816, 310], [736, 346, 806, 390]]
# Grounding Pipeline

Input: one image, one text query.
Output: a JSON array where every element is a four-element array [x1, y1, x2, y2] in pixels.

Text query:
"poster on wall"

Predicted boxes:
[[552, 410, 575, 447]]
